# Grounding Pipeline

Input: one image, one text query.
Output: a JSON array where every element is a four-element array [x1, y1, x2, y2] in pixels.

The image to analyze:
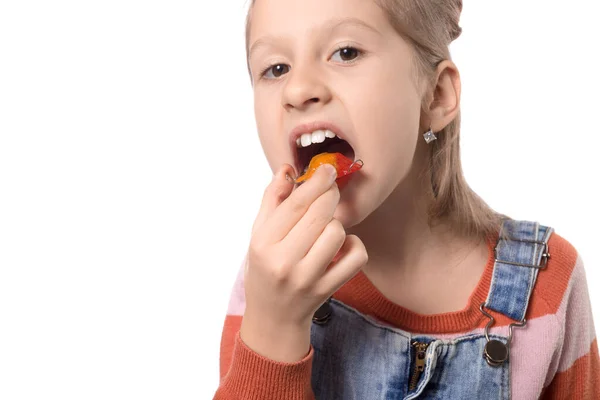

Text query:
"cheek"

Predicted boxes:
[[353, 78, 420, 158], [254, 93, 287, 170], [253, 91, 271, 131], [346, 61, 419, 133], [347, 74, 421, 196]]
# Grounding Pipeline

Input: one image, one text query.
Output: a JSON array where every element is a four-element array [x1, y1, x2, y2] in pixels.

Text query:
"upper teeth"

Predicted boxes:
[[296, 129, 338, 148]]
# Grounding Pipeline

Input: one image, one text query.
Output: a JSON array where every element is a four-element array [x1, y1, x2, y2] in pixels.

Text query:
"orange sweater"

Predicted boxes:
[[214, 233, 600, 399]]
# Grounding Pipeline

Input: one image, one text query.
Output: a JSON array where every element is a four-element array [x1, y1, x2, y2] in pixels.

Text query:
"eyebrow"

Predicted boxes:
[[248, 17, 382, 61]]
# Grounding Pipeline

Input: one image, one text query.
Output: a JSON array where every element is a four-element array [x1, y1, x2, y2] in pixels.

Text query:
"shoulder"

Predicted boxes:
[[526, 230, 583, 320], [226, 254, 248, 317]]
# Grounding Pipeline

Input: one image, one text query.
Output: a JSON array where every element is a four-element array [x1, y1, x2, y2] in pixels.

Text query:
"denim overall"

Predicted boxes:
[[309, 220, 554, 399]]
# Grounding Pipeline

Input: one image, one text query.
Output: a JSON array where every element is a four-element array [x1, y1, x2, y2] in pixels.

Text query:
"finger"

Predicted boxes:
[[251, 164, 295, 237], [315, 235, 368, 297], [293, 218, 346, 288], [281, 182, 340, 262], [265, 163, 337, 242]]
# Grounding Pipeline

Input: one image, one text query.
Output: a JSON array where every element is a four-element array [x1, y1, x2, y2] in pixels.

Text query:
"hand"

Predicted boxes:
[[239, 163, 368, 362]]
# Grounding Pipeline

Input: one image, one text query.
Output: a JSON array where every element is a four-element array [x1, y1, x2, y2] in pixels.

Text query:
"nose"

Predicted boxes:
[[282, 63, 332, 111]]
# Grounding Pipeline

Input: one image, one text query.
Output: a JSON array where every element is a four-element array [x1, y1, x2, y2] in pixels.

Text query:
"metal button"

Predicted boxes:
[[484, 339, 508, 366], [312, 299, 332, 325]]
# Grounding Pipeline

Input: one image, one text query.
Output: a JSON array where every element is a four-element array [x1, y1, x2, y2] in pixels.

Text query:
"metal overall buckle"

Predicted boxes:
[[479, 302, 526, 366], [493, 237, 551, 269], [312, 297, 332, 325], [480, 233, 551, 366]]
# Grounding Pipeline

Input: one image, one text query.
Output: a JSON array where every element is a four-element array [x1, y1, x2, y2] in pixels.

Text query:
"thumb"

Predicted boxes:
[[251, 164, 296, 237]]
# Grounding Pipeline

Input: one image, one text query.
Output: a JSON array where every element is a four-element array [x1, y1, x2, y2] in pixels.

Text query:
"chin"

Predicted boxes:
[[333, 196, 369, 230], [332, 174, 369, 229]]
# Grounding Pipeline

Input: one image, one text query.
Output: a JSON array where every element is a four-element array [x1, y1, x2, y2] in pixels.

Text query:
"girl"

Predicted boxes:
[[214, 0, 599, 398]]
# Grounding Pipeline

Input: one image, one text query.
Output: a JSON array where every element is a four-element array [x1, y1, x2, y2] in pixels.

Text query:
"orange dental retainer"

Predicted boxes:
[[286, 152, 364, 190]]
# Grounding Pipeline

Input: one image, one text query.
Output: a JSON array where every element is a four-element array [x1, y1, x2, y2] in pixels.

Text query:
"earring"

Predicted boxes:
[[423, 127, 437, 144]]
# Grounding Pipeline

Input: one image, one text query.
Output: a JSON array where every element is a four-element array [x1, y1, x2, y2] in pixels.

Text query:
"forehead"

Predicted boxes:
[[249, 0, 392, 43]]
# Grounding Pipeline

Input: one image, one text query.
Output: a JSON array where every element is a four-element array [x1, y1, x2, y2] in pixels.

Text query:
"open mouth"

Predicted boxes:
[[296, 136, 356, 175]]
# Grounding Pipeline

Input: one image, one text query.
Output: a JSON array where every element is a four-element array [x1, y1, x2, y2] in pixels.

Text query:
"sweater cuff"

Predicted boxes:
[[219, 331, 314, 400]]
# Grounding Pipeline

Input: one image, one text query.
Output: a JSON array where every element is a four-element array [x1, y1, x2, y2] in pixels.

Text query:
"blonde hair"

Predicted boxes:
[[244, 0, 510, 242]]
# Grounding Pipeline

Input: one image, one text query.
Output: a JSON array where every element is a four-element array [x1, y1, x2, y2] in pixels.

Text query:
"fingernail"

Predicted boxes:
[[322, 164, 337, 181], [285, 173, 296, 184]]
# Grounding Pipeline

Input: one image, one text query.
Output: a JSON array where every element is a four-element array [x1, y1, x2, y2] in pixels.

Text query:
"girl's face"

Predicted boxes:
[[248, 0, 426, 228]]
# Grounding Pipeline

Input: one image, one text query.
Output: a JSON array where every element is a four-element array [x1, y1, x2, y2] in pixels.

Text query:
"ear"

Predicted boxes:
[[423, 60, 461, 132]]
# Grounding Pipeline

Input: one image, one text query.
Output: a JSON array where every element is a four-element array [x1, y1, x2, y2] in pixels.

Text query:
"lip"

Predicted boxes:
[[288, 121, 352, 176]]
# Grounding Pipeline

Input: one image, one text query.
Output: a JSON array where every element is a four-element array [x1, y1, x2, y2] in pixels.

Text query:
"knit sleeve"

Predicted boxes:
[[213, 255, 316, 400], [540, 254, 600, 399]]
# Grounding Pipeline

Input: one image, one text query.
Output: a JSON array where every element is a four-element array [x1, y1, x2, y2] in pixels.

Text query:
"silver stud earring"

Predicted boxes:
[[423, 127, 437, 144]]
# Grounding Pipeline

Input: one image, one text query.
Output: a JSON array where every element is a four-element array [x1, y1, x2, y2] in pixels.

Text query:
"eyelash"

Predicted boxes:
[[258, 45, 365, 81]]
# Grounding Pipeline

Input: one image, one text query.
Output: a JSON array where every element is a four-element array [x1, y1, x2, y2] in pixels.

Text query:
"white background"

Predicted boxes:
[[1, 1, 598, 399]]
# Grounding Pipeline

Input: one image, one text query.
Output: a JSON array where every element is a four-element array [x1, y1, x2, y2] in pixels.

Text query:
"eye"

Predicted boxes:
[[258, 46, 362, 81], [261, 64, 290, 79], [331, 46, 362, 63]]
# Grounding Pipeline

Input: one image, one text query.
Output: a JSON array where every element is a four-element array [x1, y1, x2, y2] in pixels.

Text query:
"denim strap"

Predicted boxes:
[[484, 219, 554, 322]]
